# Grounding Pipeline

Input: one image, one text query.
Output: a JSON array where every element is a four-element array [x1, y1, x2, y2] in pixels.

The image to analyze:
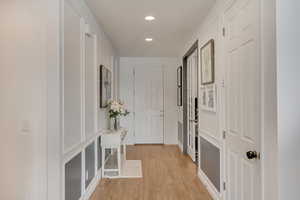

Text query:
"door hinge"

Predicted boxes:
[[222, 27, 226, 37], [221, 79, 225, 88], [222, 131, 226, 139], [223, 182, 226, 191]]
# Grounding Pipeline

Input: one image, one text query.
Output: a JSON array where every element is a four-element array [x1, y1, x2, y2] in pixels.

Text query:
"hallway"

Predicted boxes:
[[3, 0, 299, 199], [90, 145, 212, 200]]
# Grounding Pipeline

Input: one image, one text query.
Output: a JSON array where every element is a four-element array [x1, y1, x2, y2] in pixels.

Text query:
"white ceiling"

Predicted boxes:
[[85, 0, 215, 57]]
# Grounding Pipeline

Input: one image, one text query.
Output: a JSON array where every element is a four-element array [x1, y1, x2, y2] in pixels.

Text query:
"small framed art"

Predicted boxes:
[[201, 39, 215, 85]]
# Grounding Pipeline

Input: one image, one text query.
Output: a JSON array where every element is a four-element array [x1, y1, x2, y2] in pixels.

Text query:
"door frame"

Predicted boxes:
[[133, 65, 165, 144], [182, 40, 198, 154]]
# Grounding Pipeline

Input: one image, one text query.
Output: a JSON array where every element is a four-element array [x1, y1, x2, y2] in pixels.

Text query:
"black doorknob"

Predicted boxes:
[[246, 151, 259, 160]]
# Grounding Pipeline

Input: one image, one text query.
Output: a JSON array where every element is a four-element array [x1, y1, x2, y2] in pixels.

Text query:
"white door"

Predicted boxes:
[[224, 0, 261, 199], [134, 66, 164, 144], [187, 50, 198, 161]]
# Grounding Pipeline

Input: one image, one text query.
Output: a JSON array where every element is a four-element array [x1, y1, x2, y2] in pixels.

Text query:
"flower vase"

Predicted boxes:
[[111, 117, 118, 131], [114, 117, 118, 130]]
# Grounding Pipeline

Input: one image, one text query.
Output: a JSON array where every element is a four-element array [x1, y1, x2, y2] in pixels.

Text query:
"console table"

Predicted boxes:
[[101, 128, 127, 178]]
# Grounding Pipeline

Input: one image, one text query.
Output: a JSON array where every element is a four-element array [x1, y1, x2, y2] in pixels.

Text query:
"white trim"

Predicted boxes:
[[81, 143, 86, 196], [93, 35, 99, 135], [60, 1, 65, 200], [83, 175, 100, 200], [178, 141, 183, 152], [198, 132, 225, 200], [162, 66, 166, 145], [63, 131, 103, 163], [62, 0, 86, 155], [198, 169, 222, 200], [199, 129, 222, 148], [132, 68, 136, 144], [62, 134, 103, 200], [80, 16, 86, 144]]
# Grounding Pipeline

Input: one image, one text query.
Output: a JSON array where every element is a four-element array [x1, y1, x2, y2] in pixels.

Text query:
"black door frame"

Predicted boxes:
[[182, 40, 198, 154]]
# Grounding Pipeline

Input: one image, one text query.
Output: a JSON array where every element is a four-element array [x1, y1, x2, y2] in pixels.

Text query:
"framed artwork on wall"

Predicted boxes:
[[99, 65, 112, 108], [201, 39, 215, 85], [177, 66, 182, 87], [200, 86, 207, 108], [200, 84, 216, 112], [177, 87, 182, 106]]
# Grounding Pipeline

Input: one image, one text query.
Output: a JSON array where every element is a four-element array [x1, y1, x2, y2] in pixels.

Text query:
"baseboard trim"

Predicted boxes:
[[198, 169, 222, 200], [83, 169, 102, 200]]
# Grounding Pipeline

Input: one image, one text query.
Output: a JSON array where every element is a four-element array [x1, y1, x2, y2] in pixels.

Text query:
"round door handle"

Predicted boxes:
[[246, 151, 259, 160]]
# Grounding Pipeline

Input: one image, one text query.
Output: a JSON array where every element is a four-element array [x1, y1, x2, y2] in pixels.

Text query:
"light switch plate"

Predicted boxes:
[[20, 120, 31, 135]]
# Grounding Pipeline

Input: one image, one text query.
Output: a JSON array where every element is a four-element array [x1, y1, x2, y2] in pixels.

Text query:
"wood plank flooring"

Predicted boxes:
[[90, 145, 212, 200]]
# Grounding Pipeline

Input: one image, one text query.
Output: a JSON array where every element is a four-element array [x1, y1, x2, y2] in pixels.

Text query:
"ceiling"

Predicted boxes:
[[85, 0, 215, 57]]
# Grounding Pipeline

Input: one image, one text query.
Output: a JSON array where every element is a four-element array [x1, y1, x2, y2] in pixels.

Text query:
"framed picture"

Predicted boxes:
[[200, 86, 207, 108], [206, 84, 216, 112], [200, 84, 217, 112], [177, 87, 182, 106], [177, 66, 182, 87], [99, 65, 112, 108], [201, 39, 215, 85]]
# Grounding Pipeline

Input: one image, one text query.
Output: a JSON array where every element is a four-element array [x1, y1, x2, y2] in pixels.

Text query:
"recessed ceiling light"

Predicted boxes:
[[145, 38, 153, 42], [145, 16, 155, 21]]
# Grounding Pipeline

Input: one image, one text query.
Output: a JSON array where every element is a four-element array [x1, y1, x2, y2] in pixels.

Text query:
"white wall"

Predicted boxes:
[[0, 0, 117, 199], [62, 0, 117, 199], [261, 0, 278, 199], [181, 0, 278, 199], [120, 57, 180, 145], [62, 0, 117, 154], [180, 1, 225, 198], [0, 0, 50, 199], [63, 0, 116, 134], [277, 0, 300, 199]]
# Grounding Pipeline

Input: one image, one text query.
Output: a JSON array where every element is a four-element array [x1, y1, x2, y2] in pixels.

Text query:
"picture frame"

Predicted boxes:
[[177, 66, 182, 87], [177, 87, 182, 106], [200, 86, 207, 108], [200, 39, 215, 85], [200, 84, 217, 112], [99, 65, 112, 108]]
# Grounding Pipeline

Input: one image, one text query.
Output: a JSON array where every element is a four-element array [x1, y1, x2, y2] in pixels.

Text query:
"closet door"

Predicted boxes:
[[134, 66, 164, 144], [224, 0, 262, 199]]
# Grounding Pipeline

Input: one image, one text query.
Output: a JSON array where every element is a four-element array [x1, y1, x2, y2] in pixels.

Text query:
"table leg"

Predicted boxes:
[[102, 147, 105, 177], [117, 147, 121, 176]]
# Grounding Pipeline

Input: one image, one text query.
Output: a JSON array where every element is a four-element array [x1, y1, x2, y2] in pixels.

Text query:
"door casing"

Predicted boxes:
[[182, 41, 199, 154]]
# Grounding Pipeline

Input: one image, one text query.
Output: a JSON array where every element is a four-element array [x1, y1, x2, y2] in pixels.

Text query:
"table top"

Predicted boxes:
[[101, 128, 128, 147]]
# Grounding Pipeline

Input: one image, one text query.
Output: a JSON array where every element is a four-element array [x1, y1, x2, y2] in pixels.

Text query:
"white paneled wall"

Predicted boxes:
[[62, 0, 117, 199], [63, 1, 83, 152], [181, 2, 224, 198], [62, 0, 116, 154]]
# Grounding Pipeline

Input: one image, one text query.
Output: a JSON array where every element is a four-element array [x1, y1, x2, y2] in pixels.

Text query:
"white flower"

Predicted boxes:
[[108, 99, 129, 117]]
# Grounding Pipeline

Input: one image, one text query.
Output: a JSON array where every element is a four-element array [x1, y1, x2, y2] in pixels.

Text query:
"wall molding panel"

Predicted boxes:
[[61, 0, 117, 200]]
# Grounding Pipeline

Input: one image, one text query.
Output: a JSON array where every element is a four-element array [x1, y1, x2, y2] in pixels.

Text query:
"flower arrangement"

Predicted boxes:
[[107, 100, 129, 130]]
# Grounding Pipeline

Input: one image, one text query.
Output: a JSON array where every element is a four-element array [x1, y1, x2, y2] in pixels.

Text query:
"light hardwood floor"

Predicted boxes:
[[90, 145, 212, 200]]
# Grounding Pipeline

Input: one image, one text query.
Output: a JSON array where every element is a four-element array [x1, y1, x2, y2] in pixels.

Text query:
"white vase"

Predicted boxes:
[[110, 117, 119, 130]]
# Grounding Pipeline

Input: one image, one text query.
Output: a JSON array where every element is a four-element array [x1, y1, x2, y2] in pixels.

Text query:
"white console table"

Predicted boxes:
[[101, 128, 128, 178]]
